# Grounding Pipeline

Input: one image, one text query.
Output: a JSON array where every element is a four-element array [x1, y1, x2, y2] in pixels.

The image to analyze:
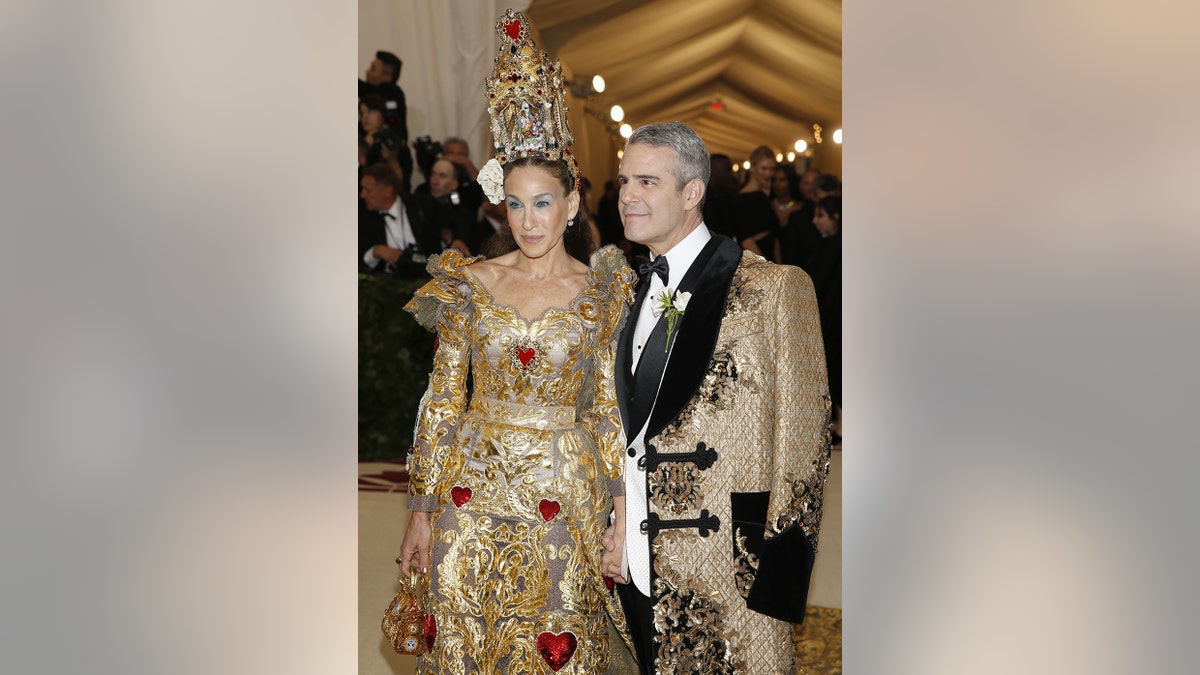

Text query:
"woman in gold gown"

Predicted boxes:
[[399, 152, 634, 673]]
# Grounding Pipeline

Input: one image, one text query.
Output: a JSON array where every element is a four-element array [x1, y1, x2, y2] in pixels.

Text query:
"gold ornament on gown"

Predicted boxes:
[[404, 246, 635, 673]]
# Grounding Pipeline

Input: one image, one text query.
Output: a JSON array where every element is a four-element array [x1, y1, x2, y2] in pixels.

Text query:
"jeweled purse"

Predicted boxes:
[[381, 570, 436, 655]]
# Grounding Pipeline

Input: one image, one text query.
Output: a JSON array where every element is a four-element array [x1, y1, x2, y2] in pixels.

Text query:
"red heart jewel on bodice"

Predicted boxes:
[[450, 486, 472, 507], [505, 19, 522, 40], [536, 631, 578, 671], [538, 499, 560, 522], [423, 614, 437, 653], [516, 346, 536, 367]]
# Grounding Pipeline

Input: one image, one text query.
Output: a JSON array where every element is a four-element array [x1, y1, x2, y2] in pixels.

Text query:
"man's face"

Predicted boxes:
[[360, 175, 395, 211], [442, 140, 468, 160], [618, 143, 691, 256], [365, 59, 388, 85], [429, 160, 458, 198], [800, 170, 819, 200]]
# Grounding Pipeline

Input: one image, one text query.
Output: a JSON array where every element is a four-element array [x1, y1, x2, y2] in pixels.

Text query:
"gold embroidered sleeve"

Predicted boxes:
[[766, 265, 832, 547], [580, 247, 635, 493], [402, 252, 476, 511]]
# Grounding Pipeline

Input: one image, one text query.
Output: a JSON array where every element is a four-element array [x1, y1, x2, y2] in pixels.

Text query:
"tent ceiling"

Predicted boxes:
[[527, 0, 841, 161]]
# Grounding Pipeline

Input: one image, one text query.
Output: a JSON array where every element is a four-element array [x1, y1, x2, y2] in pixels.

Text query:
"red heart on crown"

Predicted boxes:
[[423, 614, 437, 653], [516, 346, 536, 367], [505, 19, 522, 40], [450, 486, 472, 507], [536, 631, 577, 671], [538, 499, 560, 522]]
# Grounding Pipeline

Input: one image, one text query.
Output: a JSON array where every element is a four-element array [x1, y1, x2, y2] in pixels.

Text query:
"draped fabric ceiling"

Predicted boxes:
[[358, 0, 840, 195], [527, 0, 842, 178]]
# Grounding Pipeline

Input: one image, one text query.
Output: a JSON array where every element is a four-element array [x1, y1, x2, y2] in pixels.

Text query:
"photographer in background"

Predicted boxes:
[[360, 95, 411, 194], [441, 136, 484, 214], [412, 158, 474, 256], [359, 50, 412, 185], [359, 163, 437, 278]]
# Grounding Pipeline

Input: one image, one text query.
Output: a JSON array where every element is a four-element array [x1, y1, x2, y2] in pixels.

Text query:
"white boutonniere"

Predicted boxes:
[[478, 157, 505, 204], [652, 289, 691, 351]]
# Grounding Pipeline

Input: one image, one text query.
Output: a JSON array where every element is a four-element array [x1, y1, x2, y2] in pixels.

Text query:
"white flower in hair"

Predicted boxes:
[[479, 158, 505, 204]]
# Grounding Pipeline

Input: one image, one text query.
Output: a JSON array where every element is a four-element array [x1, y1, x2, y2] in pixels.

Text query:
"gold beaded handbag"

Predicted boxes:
[[381, 569, 435, 656]]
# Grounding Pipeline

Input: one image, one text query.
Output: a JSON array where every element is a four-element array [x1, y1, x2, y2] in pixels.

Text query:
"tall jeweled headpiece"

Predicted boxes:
[[479, 9, 578, 203]]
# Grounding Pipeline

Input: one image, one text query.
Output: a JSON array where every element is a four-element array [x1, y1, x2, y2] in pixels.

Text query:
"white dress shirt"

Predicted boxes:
[[363, 198, 417, 268], [624, 224, 711, 594]]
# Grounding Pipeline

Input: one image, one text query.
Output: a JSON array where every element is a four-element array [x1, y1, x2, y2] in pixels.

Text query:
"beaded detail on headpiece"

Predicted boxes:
[[483, 8, 579, 201]]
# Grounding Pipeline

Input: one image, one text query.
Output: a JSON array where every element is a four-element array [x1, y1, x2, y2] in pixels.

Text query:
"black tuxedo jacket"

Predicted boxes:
[[616, 234, 742, 440], [358, 195, 438, 277]]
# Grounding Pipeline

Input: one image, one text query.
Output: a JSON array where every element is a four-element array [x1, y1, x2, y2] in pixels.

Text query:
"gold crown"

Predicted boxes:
[[485, 9, 579, 189]]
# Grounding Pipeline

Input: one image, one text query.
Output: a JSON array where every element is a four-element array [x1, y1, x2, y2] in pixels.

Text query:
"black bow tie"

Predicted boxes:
[[636, 255, 669, 286]]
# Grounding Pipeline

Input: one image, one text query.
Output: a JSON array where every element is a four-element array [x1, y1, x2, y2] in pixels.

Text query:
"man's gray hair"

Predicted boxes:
[[626, 122, 710, 191]]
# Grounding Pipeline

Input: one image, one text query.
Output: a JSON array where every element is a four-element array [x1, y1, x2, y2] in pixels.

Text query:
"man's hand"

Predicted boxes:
[[443, 153, 479, 181], [398, 511, 432, 575], [373, 244, 403, 264], [601, 522, 628, 585]]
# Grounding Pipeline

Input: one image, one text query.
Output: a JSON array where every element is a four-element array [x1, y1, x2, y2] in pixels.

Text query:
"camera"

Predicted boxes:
[[413, 136, 444, 183], [376, 127, 404, 152]]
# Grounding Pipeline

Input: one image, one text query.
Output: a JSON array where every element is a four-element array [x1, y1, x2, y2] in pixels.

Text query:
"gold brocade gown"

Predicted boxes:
[[403, 246, 635, 674]]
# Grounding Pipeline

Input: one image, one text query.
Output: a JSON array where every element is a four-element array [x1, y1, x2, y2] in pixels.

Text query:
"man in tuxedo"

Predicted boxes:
[[411, 158, 475, 256], [603, 122, 832, 673], [358, 163, 436, 278]]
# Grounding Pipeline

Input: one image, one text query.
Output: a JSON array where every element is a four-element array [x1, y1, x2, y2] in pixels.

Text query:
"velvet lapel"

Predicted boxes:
[[644, 235, 743, 439], [615, 276, 653, 435]]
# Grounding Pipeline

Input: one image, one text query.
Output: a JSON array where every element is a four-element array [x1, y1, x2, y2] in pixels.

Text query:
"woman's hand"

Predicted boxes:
[[399, 511, 432, 575]]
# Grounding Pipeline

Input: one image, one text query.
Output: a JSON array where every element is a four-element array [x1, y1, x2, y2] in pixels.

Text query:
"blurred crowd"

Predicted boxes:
[[358, 49, 840, 432]]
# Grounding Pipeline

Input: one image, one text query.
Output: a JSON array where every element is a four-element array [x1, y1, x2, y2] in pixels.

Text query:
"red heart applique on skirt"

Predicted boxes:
[[538, 498, 560, 522], [536, 631, 577, 671]]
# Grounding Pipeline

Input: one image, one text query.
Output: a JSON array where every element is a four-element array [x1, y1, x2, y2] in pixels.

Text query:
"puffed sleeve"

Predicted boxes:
[[579, 246, 636, 497], [402, 250, 479, 512]]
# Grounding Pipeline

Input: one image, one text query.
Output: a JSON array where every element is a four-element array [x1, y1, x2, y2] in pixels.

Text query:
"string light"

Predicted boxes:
[[813, 124, 823, 144], [794, 139, 807, 153], [833, 128, 842, 144], [617, 149, 624, 159], [775, 152, 783, 162], [592, 75, 606, 93], [619, 123, 633, 138], [610, 105, 624, 122], [742, 160, 750, 170], [787, 151, 796, 161]]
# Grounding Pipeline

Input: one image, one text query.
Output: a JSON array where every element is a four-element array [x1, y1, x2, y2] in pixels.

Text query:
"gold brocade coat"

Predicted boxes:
[[617, 234, 832, 674], [403, 246, 636, 674]]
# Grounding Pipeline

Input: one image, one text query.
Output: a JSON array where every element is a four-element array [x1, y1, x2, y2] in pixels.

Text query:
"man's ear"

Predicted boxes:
[[684, 177, 706, 211]]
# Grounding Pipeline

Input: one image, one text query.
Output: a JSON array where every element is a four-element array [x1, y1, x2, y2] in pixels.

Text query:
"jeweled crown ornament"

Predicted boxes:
[[484, 9, 579, 196]]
